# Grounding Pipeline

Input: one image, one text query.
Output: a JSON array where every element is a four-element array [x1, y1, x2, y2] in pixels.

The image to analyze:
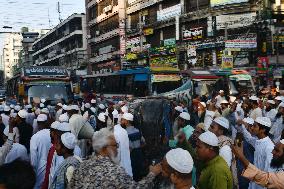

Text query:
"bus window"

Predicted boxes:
[[152, 81, 181, 94]]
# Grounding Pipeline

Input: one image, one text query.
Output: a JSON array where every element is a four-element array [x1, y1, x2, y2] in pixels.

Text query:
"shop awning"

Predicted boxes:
[[134, 74, 148, 81]]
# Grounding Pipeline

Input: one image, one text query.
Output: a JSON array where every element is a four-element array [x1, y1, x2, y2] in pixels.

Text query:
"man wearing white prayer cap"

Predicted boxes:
[[160, 148, 194, 189], [263, 100, 277, 122], [1, 106, 11, 127], [174, 106, 184, 113], [237, 116, 275, 189], [114, 111, 133, 177], [232, 138, 284, 188], [196, 131, 233, 189], [55, 103, 63, 122], [249, 96, 262, 121], [275, 96, 284, 111], [215, 90, 226, 108], [270, 102, 284, 143], [2, 126, 29, 164], [30, 112, 52, 189], [50, 132, 82, 189]]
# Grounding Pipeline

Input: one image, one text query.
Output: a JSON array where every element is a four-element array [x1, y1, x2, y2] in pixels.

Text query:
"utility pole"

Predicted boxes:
[[57, 1, 62, 23]]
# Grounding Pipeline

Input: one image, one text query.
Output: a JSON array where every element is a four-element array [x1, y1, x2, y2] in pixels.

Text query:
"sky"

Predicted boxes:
[[0, 0, 85, 51]]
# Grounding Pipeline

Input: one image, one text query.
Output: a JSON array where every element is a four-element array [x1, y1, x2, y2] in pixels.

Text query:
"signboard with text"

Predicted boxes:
[[221, 56, 234, 69], [183, 27, 203, 41]]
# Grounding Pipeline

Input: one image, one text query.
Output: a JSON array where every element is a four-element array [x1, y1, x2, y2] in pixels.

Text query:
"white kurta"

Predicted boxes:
[[26, 112, 35, 126], [69, 114, 84, 138], [215, 95, 226, 108], [114, 124, 133, 177], [241, 126, 274, 189], [1, 114, 10, 127], [263, 109, 277, 122], [5, 143, 29, 163], [30, 129, 51, 189], [270, 117, 284, 143]]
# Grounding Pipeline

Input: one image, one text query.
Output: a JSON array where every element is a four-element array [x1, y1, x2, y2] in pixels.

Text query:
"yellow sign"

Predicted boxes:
[[18, 84, 25, 96], [143, 28, 154, 36], [221, 55, 234, 69], [151, 74, 181, 83], [126, 53, 137, 60]]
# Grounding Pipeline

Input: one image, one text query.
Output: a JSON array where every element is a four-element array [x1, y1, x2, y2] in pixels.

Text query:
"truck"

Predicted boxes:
[[6, 67, 73, 104]]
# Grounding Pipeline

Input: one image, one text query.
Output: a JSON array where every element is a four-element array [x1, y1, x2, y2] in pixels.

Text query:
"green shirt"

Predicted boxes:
[[197, 155, 233, 189]]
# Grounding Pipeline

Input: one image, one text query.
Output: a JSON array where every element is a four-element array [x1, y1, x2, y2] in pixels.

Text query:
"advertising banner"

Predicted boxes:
[[183, 27, 203, 41], [221, 55, 234, 69], [216, 13, 256, 29], [151, 74, 181, 83], [150, 55, 179, 72]]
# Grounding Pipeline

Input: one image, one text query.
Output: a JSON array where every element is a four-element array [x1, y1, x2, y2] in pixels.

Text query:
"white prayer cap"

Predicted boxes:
[[59, 114, 69, 123], [98, 104, 105, 110], [35, 108, 41, 115], [122, 113, 134, 121], [219, 90, 224, 93], [214, 117, 229, 129], [4, 106, 10, 112], [41, 108, 49, 114], [200, 102, 206, 108], [90, 107, 96, 114], [267, 100, 275, 105], [40, 103, 45, 108], [221, 100, 229, 104], [166, 148, 194, 174], [10, 104, 15, 109], [26, 104, 32, 109], [198, 131, 219, 147], [174, 106, 184, 113], [118, 101, 124, 106], [70, 105, 79, 111], [112, 109, 119, 118], [249, 96, 259, 101], [243, 117, 254, 125], [56, 122, 71, 132], [179, 112, 191, 121], [275, 96, 283, 101], [255, 117, 271, 128], [85, 103, 91, 109], [57, 103, 63, 107], [51, 121, 60, 129], [279, 102, 284, 108], [63, 105, 69, 111], [230, 96, 236, 103], [18, 110, 28, 119], [91, 99, 96, 104], [121, 105, 128, 113], [37, 114, 48, 122], [40, 98, 46, 103], [98, 113, 106, 122], [280, 139, 284, 145], [14, 105, 21, 111], [61, 132, 76, 150]]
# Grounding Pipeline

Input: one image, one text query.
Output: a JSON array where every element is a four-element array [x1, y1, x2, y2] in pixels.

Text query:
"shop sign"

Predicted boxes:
[[216, 13, 256, 29], [157, 4, 181, 22], [187, 45, 197, 57], [150, 55, 179, 72], [126, 37, 140, 49], [273, 35, 284, 42], [183, 27, 203, 41], [151, 74, 181, 83], [97, 61, 116, 68], [164, 38, 176, 46], [225, 38, 257, 49], [257, 57, 269, 74], [126, 53, 138, 60], [273, 69, 282, 79], [143, 28, 154, 35], [211, 0, 249, 7], [149, 45, 176, 56], [186, 36, 225, 50], [24, 67, 68, 76], [221, 55, 234, 69]]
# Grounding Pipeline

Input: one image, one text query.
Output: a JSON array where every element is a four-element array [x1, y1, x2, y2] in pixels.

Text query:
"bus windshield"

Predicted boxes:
[[152, 81, 181, 94], [28, 85, 71, 103]]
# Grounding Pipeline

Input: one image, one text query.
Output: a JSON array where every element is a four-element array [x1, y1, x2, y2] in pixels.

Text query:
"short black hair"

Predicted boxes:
[[259, 124, 270, 136], [0, 160, 36, 189]]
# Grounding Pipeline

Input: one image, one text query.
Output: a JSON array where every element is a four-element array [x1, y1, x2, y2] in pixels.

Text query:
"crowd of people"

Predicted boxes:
[[0, 90, 283, 189]]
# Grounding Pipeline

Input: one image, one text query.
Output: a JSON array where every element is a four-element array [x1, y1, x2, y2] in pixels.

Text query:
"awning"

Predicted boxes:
[[134, 74, 148, 81]]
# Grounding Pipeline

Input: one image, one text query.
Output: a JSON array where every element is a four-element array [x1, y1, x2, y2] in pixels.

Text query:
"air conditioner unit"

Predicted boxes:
[[96, 30, 100, 35]]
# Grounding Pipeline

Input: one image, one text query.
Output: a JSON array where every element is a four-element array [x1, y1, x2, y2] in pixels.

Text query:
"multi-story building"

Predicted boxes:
[[85, 0, 126, 74], [32, 13, 88, 70], [3, 32, 22, 79], [20, 29, 50, 68]]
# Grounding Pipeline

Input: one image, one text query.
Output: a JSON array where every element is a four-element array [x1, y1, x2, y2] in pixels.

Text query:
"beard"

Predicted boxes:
[[270, 154, 284, 169], [108, 148, 120, 165]]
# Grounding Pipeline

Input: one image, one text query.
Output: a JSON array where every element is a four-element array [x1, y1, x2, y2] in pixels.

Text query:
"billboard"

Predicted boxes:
[[211, 0, 249, 7], [216, 13, 256, 30]]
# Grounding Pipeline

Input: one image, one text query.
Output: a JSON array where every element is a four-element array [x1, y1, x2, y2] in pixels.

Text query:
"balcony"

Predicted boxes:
[[88, 5, 119, 26], [127, 0, 163, 14], [89, 50, 120, 63], [89, 28, 119, 44]]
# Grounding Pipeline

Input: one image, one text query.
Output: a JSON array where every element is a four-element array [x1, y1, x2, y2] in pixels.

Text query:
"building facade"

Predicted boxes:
[[86, 0, 126, 74], [32, 13, 88, 70], [2, 32, 22, 79]]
